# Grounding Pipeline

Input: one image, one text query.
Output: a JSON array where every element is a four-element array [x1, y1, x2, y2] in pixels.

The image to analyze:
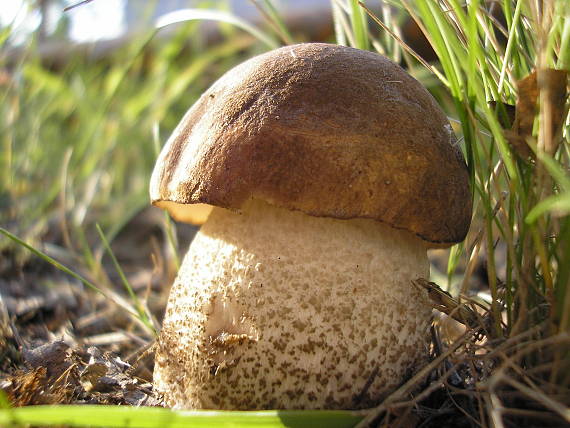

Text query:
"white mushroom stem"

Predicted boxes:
[[154, 199, 432, 410]]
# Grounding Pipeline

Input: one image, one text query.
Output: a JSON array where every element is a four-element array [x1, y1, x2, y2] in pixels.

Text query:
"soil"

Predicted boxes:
[[0, 206, 198, 409]]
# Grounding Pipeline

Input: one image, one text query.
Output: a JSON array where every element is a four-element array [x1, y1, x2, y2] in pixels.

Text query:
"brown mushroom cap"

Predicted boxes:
[[150, 43, 471, 247]]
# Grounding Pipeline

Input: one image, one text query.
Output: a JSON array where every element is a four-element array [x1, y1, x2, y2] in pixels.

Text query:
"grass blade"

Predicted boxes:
[[0, 227, 105, 296], [257, 0, 294, 45], [0, 227, 151, 331], [558, 14, 570, 69], [349, 0, 369, 50], [331, 0, 348, 46], [526, 193, 570, 224], [0, 405, 363, 428], [155, 9, 278, 49], [497, 0, 524, 93], [95, 224, 157, 335]]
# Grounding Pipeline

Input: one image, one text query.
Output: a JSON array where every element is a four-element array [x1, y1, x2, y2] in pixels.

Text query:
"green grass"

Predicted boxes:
[[1, 0, 569, 426], [0, 3, 265, 350], [1, 5, 262, 250], [0, 404, 363, 428], [405, 0, 570, 337], [383, 1, 569, 424]]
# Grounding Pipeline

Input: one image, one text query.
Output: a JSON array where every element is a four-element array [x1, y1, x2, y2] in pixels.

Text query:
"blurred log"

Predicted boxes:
[[2, 6, 334, 70]]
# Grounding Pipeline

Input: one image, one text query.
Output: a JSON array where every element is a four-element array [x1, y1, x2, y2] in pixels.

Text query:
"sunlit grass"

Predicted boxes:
[[0, 404, 363, 428]]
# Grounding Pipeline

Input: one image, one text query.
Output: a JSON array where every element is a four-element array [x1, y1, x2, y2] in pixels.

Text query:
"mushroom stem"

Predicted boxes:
[[154, 199, 431, 410]]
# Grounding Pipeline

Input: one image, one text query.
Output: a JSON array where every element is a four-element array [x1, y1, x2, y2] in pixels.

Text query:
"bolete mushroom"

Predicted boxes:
[[150, 43, 471, 410]]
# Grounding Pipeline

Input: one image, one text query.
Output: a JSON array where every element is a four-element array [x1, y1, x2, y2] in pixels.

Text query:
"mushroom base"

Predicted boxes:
[[154, 199, 431, 410]]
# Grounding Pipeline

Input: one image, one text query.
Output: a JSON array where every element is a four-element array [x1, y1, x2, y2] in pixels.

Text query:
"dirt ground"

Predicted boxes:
[[0, 206, 200, 408]]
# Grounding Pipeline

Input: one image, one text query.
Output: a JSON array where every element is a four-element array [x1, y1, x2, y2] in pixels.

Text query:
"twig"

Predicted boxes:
[[386, 360, 465, 410], [490, 372, 570, 423], [445, 385, 484, 428], [487, 390, 506, 428]]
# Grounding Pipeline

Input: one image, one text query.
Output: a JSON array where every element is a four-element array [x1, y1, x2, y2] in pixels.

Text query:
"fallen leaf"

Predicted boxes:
[[508, 69, 568, 158], [22, 340, 71, 379]]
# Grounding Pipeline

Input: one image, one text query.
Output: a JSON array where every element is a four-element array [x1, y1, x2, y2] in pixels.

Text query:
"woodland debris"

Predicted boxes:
[[503, 69, 568, 159], [1, 340, 160, 407]]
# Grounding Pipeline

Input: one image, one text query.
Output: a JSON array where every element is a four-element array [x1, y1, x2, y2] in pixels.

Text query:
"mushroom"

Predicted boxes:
[[150, 43, 471, 410]]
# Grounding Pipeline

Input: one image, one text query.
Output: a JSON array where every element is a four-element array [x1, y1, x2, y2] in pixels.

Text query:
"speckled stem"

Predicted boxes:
[[154, 199, 432, 410]]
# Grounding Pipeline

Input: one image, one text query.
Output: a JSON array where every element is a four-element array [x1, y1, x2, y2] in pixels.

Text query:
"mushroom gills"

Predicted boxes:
[[154, 198, 432, 410]]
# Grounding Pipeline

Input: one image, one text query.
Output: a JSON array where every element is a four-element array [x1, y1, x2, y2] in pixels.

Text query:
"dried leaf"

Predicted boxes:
[[509, 69, 568, 158], [4, 367, 49, 406], [503, 129, 535, 159], [22, 340, 71, 378], [513, 72, 540, 137], [537, 69, 569, 154], [80, 362, 108, 392], [3, 341, 157, 406]]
